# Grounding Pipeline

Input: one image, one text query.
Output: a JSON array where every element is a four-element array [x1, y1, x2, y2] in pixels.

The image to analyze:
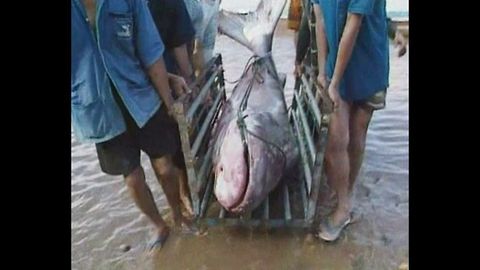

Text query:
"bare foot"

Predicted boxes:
[[149, 226, 170, 252], [173, 215, 197, 233]]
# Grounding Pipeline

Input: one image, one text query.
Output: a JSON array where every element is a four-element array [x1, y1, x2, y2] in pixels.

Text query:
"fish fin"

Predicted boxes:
[[218, 0, 287, 56]]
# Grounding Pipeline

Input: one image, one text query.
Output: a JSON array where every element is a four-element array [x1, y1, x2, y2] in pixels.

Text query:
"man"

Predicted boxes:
[[294, 6, 405, 77], [148, 0, 198, 217], [311, 0, 389, 242], [71, 0, 197, 251]]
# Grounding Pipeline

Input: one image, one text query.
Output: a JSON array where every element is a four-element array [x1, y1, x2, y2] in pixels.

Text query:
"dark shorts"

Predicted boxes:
[[357, 90, 387, 111], [95, 86, 185, 176]]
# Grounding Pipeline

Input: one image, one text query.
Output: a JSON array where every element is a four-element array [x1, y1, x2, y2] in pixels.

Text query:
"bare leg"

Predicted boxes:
[[173, 43, 194, 84], [124, 166, 169, 239], [347, 105, 374, 195], [324, 99, 352, 225], [150, 156, 194, 229]]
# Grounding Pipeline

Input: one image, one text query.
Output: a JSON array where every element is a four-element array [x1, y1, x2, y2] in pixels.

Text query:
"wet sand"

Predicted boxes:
[[71, 20, 408, 270]]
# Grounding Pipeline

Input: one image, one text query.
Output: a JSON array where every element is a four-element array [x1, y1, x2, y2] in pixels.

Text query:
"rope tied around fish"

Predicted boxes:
[[234, 55, 288, 173]]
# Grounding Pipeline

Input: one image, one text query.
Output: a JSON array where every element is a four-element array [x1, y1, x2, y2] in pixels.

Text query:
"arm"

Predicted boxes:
[[171, 0, 196, 83], [173, 43, 195, 84], [147, 58, 176, 115], [147, 58, 191, 112], [329, 13, 363, 89], [132, 0, 176, 116], [329, 0, 376, 89]]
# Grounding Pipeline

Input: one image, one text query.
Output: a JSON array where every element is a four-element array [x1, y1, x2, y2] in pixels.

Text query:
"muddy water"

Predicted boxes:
[[71, 21, 408, 270]]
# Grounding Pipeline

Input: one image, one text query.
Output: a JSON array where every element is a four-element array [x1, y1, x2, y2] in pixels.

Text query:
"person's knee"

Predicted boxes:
[[349, 115, 371, 154], [152, 156, 176, 179], [124, 166, 145, 190], [327, 116, 350, 152], [349, 110, 372, 144]]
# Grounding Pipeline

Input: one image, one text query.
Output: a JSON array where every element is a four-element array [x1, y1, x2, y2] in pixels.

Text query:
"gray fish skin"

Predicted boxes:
[[211, 0, 298, 214]]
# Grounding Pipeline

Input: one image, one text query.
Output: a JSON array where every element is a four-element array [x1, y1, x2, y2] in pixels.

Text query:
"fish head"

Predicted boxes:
[[214, 113, 285, 214]]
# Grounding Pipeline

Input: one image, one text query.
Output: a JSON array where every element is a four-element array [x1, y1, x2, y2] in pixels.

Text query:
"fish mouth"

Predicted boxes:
[[225, 148, 251, 213], [226, 174, 249, 213]]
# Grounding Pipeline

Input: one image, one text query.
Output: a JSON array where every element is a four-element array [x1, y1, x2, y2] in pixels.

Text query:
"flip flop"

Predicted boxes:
[[148, 228, 170, 251], [316, 214, 352, 242]]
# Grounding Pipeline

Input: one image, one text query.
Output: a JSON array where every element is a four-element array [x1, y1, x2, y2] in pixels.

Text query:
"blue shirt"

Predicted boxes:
[[71, 0, 165, 143], [311, 0, 389, 101]]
